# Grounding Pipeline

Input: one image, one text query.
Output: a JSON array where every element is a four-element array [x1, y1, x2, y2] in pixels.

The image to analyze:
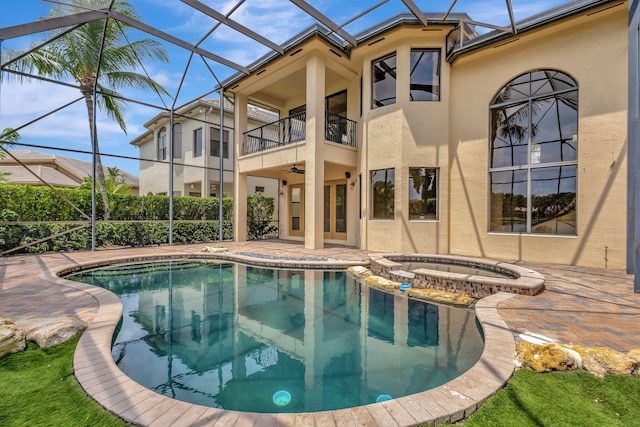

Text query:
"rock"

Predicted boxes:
[[202, 245, 227, 253], [628, 349, 640, 375], [364, 275, 399, 289], [16, 317, 87, 349], [0, 318, 26, 358], [567, 345, 637, 378], [516, 342, 583, 373], [407, 287, 475, 307], [347, 266, 372, 278]]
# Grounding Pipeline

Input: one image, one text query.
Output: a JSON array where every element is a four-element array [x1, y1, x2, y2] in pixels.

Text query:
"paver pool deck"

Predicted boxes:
[[2, 240, 640, 426]]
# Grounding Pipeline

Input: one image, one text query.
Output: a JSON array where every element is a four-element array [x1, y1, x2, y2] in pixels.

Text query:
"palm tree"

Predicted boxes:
[[3, 0, 169, 219], [0, 128, 20, 182], [79, 166, 132, 195]]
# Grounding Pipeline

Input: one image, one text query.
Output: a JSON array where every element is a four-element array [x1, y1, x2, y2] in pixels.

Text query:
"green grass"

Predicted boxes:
[[451, 369, 640, 427], [3, 338, 640, 427], [0, 335, 130, 427]]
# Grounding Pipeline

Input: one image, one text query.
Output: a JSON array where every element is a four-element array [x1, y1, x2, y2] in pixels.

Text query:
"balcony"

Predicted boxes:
[[242, 111, 356, 155]]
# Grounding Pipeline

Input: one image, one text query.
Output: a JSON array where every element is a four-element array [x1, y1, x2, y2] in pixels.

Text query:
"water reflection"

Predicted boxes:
[[69, 260, 483, 413]]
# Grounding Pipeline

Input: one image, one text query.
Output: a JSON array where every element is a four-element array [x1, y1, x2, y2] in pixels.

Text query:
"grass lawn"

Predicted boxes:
[[2, 336, 640, 427], [450, 369, 640, 426], [0, 335, 130, 427]]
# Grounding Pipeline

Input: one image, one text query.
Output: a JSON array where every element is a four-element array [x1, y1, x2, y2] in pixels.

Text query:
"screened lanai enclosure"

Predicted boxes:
[[0, 0, 638, 289]]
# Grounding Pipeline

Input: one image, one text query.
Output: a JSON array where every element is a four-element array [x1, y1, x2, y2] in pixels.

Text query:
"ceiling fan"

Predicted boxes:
[[287, 164, 305, 174]]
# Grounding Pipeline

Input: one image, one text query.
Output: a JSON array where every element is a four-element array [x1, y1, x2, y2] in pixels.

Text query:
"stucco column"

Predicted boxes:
[[234, 93, 249, 242], [304, 54, 325, 249]]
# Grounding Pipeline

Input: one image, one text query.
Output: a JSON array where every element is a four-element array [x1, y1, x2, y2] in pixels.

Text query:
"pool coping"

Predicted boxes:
[[44, 252, 516, 427]]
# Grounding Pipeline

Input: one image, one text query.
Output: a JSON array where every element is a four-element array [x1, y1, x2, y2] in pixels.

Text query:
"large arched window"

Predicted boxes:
[[489, 70, 578, 235]]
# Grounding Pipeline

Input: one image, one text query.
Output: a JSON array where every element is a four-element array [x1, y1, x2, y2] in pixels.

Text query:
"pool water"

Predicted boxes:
[[68, 260, 484, 413], [399, 261, 515, 278]]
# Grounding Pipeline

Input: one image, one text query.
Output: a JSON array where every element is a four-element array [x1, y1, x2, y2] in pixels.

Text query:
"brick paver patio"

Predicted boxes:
[[1, 240, 639, 426]]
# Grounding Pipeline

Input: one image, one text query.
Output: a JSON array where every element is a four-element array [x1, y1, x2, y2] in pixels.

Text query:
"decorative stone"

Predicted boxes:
[[202, 245, 228, 253], [364, 275, 399, 289], [16, 317, 87, 349], [347, 266, 372, 278], [628, 349, 640, 375], [407, 287, 475, 307], [567, 345, 638, 378], [515, 342, 583, 373], [0, 318, 26, 358]]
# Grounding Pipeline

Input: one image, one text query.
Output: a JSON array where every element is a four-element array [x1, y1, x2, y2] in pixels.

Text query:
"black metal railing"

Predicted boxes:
[[241, 110, 357, 155], [325, 111, 357, 147], [242, 112, 306, 155]]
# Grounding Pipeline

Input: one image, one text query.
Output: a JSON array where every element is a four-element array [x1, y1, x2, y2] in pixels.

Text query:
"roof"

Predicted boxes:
[[0, 150, 139, 188], [130, 98, 279, 146], [221, 0, 619, 89]]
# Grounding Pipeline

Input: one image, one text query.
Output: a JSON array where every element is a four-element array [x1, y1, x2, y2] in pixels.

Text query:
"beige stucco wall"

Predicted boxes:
[[448, 5, 628, 269], [360, 32, 451, 254]]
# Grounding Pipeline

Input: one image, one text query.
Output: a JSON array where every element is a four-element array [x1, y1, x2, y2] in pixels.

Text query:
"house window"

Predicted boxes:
[[158, 127, 167, 160], [371, 53, 396, 109], [408, 168, 438, 220], [489, 69, 578, 235], [210, 127, 229, 158], [410, 49, 440, 101], [193, 128, 202, 157], [172, 123, 182, 158], [371, 168, 394, 219]]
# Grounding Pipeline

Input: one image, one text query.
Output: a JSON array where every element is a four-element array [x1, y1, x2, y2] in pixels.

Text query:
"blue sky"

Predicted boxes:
[[0, 0, 568, 175]]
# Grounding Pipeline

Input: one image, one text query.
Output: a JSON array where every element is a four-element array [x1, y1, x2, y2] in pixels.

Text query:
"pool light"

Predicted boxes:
[[273, 390, 292, 406]]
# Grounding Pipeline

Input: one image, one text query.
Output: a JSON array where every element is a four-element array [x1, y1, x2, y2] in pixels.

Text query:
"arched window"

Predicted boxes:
[[489, 69, 578, 235], [158, 127, 167, 160]]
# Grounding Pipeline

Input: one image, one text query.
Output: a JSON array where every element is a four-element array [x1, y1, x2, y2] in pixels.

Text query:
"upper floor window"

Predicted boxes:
[[371, 53, 396, 109], [489, 69, 578, 235], [210, 127, 229, 158], [194, 128, 202, 157], [410, 49, 440, 101], [172, 123, 182, 159], [409, 167, 438, 220], [157, 127, 167, 160], [371, 168, 394, 219]]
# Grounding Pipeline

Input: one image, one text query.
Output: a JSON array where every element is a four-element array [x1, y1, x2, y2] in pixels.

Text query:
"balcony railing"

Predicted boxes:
[[242, 111, 357, 155], [242, 112, 306, 155], [324, 111, 356, 147]]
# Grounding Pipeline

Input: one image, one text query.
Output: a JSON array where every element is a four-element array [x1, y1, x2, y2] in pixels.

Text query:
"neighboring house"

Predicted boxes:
[[0, 150, 139, 194], [222, 1, 628, 270], [130, 98, 279, 201]]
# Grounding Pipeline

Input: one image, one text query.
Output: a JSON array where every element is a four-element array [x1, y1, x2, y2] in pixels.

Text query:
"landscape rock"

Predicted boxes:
[[347, 266, 372, 278], [515, 342, 583, 373], [407, 287, 475, 307], [627, 349, 640, 375], [16, 317, 87, 349], [202, 245, 228, 253], [364, 275, 399, 289], [567, 345, 638, 378], [0, 318, 26, 358]]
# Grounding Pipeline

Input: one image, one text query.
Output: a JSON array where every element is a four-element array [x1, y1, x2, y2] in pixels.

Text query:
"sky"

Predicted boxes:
[[0, 0, 569, 175]]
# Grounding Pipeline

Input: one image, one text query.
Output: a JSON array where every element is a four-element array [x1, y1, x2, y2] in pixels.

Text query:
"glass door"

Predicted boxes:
[[289, 184, 304, 237], [324, 180, 347, 240]]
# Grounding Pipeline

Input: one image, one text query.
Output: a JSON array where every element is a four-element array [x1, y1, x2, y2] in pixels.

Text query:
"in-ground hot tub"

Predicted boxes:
[[369, 253, 545, 298]]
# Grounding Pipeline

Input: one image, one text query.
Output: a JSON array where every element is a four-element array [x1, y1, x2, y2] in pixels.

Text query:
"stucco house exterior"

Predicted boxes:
[[130, 98, 279, 200], [223, 0, 628, 269]]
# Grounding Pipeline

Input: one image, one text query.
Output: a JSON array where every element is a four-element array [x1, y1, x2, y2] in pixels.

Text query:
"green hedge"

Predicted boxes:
[[0, 185, 233, 221], [0, 184, 249, 254]]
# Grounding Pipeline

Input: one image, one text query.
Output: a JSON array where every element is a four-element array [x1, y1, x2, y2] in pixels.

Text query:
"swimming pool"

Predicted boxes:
[[67, 259, 484, 413]]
